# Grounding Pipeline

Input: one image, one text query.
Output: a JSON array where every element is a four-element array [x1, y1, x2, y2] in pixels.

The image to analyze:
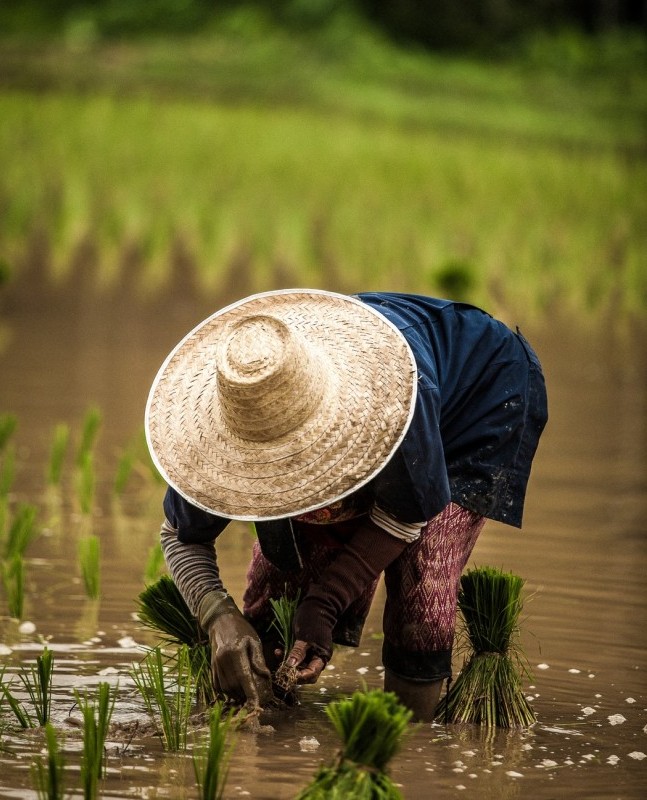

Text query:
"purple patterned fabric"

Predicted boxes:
[[243, 503, 485, 679]]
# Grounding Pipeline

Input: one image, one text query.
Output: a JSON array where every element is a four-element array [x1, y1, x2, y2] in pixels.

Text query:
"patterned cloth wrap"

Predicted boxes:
[[243, 501, 485, 682]]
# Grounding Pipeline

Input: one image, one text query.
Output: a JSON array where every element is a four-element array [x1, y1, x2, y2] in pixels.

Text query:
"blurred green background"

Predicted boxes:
[[1, 0, 645, 319]]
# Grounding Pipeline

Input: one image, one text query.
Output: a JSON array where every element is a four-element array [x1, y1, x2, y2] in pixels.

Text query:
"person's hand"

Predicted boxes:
[[198, 591, 273, 707], [285, 639, 327, 685]]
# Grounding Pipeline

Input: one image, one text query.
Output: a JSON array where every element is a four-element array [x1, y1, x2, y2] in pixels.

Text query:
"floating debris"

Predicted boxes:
[[18, 621, 36, 635], [607, 714, 626, 726], [628, 752, 646, 760], [581, 707, 596, 716], [537, 663, 550, 670], [299, 737, 320, 752]]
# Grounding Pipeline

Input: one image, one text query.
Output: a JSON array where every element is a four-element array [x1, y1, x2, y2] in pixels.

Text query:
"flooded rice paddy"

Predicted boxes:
[[0, 279, 646, 798]]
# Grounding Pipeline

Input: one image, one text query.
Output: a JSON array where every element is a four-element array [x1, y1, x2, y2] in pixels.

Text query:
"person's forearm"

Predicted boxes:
[[294, 518, 408, 658], [160, 519, 225, 616]]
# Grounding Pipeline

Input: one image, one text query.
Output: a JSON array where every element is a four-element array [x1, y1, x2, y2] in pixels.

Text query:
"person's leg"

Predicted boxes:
[[382, 503, 485, 721]]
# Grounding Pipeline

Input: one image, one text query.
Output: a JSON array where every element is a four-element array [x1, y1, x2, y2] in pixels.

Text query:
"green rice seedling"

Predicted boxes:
[[19, 647, 54, 726], [0, 648, 55, 727], [131, 645, 194, 751], [32, 722, 67, 800], [1, 552, 25, 619], [78, 535, 100, 600], [46, 423, 70, 487], [0, 443, 15, 499], [435, 566, 537, 728], [268, 589, 300, 697], [0, 414, 17, 453], [113, 447, 135, 496], [143, 543, 166, 585], [75, 682, 116, 800], [4, 503, 38, 559], [193, 702, 235, 800], [137, 575, 214, 704], [75, 407, 102, 468], [0, 664, 34, 728], [75, 452, 95, 516], [296, 689, 412, 799]]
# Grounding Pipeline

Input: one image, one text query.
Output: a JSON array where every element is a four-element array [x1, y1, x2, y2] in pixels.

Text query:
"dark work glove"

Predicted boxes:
[[198, 591, 273, 707], [286, 519, 408, 683]]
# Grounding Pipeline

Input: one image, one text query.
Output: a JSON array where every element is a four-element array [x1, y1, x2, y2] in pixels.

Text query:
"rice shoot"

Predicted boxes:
[[193, 702, 235, 800], [296, 689, 412, 799], [31, 722, 67, 800], [46, 423, 70, 486], [435, 565, 537, 728], [75, 407, 102, 467], [78, 535, 101, 600], [268, 589, 299, 697]]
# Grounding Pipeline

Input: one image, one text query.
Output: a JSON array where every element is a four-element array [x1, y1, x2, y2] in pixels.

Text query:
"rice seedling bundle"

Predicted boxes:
[[296, 689, 412, 800], [137, 575, 214, 705], [436, 566, 536, 728]]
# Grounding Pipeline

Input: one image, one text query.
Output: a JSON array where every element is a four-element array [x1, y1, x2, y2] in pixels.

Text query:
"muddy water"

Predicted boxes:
[[0, 281, 646, 799]]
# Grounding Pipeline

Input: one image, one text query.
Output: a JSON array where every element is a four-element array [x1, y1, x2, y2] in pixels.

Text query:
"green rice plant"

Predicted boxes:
[[75, 407, 102, 467], [75, 452, 95, 516], [130, 645, 194, 752], [78, 535, 100, 600], [32, 722, 67, 800], [19, 647, 54, 726], [143, 543, 166, 585], [0, 663, 34, 728], [0, 414, 17, 453], [4, 503, 38, 559], [137, 575, 214, 704], [75, 682, 116, 800], [296, 689, 412, 799], [435, 566, 537, 728], [113, 447, 135, 496], [0, 648, 55, 727], [46, 423, 70, 486], [268, 589, 300, 697], [1, 552, 25, 619], [0, 443, 15, 499], [193, 702, 235, 800]]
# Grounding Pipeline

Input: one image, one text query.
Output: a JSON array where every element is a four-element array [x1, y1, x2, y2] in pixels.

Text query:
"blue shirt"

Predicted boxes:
[[163, 293, 548, 542]]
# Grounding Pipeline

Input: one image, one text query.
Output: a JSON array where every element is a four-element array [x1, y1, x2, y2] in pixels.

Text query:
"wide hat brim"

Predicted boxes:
[[145, 289, 417, 520]]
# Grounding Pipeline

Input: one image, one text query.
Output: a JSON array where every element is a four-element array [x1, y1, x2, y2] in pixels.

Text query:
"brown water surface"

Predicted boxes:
[[0, 281, 645, 799]]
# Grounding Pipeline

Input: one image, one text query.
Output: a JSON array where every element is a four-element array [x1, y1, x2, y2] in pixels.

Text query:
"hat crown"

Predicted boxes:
[[216, 314, 324, 442]]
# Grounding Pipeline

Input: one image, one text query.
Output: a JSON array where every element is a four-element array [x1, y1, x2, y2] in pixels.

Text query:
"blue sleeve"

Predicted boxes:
[[163, 486, 230, 544]]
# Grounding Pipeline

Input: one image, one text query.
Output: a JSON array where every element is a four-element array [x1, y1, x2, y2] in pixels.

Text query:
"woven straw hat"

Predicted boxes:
[[145, 289, 417, 520]]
